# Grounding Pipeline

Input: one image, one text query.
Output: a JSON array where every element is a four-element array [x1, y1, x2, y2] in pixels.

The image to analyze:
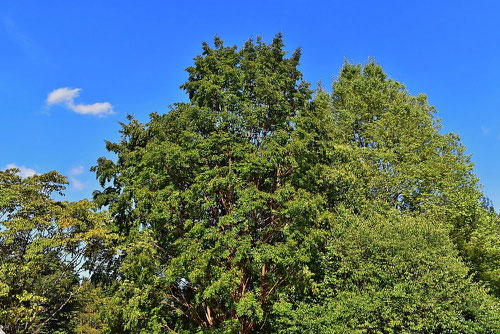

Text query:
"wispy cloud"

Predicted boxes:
[[46, 87, 114, 116], [2, 16, 51, 64], [69, 165, 84, 176], [4, 163, 37, 178], [68, 165, 86, 190], [71, 178, 86, 191], [481, 126, 490, 135]]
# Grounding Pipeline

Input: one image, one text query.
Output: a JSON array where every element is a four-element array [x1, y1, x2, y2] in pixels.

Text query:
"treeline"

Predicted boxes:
[[1, 34, 499, 333]]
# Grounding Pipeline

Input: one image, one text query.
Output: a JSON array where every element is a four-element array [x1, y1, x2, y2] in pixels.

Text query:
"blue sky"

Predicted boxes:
[[1, 0, 499, 208]]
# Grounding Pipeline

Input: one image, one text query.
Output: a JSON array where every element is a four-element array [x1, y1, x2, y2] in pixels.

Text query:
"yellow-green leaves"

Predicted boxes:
[[0, 169, 114, 333]]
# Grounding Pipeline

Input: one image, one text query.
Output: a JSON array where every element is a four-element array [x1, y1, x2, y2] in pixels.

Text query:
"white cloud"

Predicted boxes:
[[71, 178, 86, 191], [5, 163, 37, 178], [481, 126, 490, 135], [46, 87, 114, 116], [69, 165, 84, 176], [47, 87, 80, 104], [72, 102, 113, 116]]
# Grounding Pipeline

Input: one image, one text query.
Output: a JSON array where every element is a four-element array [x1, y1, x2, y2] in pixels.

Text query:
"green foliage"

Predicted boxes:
[[327, 61, 500, 296], [93, 34, 326, 333], [0, 169, 114, 333], [91, 35, 499, 333], [2, 34, 497, 333], [272, 209, 499, 333]]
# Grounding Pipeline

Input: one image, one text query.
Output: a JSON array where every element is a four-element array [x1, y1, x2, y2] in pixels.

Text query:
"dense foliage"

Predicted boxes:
[[1, 35, 498, 333], [0, 169, 113, 333]]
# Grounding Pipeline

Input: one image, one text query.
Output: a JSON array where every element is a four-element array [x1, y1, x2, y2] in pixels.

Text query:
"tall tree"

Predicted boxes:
[[93, 34, 328, 333]]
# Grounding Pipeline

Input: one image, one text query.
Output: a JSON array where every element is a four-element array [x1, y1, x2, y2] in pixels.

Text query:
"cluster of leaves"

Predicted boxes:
[[0, 169, 114, 333], [1, 34, 498, 333]]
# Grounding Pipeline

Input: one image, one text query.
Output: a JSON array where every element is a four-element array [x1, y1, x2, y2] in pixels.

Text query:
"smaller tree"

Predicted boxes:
[[272, 209, 499, 333], [0, 168, 113, 334]]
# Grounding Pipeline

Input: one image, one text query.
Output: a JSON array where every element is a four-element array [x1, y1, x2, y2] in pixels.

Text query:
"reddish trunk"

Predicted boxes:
[[242, 321, 255, 334], [260, 264, 266, 299]]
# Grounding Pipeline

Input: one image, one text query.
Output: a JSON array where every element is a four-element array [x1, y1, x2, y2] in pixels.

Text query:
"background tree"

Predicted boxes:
[[0, 168, 113, 333], [328, 61, 499, 296]]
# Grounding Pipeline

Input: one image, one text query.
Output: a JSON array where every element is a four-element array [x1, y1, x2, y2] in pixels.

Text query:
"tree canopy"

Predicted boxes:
[[1, 34, 499, 333], [0, 169, 113, 333]]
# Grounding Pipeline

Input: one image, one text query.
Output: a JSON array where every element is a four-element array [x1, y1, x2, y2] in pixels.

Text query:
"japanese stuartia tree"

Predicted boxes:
[[92, 35, 499, 333], [94, 35, 325, 333]]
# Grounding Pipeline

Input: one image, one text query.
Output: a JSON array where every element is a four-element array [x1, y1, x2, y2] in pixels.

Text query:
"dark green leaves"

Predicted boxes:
[[90, 37, 499, 333]]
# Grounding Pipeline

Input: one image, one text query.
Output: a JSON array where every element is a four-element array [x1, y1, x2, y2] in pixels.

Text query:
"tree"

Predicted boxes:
[[272, 209, 499, 333], [93, 34, 324, 333], [92, 35, 499, 333], [328, 61, 500, 297], [0, 168, 113, 333]]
